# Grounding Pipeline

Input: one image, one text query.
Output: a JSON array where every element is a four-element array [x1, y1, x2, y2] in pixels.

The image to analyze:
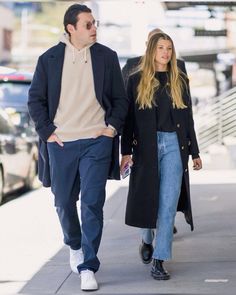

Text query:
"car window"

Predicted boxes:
[[0, 82, 30, 106]]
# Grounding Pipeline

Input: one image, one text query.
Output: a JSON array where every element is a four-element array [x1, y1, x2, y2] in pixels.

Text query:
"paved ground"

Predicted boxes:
[[18, 173, 236, 295]]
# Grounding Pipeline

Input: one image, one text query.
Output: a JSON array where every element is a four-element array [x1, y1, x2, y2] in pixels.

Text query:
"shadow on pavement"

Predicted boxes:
[[19, 185, 236, 295]]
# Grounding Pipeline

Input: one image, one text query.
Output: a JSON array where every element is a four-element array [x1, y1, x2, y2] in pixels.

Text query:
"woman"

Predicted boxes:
[[121, 32, 202, 280]]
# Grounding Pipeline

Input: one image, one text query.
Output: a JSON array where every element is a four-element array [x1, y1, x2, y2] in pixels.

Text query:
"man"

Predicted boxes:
[[28, 4, 128, 291], [121, 28, 187, 266]]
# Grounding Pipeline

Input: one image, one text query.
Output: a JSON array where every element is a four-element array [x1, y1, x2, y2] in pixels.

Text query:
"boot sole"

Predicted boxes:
[[151, 272, 170, 280], [141, 258, 152, 264]]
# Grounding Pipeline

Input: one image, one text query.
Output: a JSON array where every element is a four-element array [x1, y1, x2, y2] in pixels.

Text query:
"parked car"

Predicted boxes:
[[0, 67, 38, 204], [0, 66, 33, 128]]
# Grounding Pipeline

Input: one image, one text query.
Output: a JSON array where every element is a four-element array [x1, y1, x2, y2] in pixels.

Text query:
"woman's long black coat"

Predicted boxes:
[[121, 72, 199, 231]]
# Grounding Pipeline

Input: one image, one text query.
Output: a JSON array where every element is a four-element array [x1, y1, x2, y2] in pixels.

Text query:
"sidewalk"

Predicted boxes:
[[19, 171, 236, 295]]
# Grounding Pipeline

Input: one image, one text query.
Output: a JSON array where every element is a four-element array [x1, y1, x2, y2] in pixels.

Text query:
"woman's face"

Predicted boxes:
[[154, 38, 173, 68]]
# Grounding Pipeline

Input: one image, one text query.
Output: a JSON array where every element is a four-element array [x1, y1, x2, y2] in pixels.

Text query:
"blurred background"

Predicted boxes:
[[0, 1, 236, 294], [0, 0, 236, 170]]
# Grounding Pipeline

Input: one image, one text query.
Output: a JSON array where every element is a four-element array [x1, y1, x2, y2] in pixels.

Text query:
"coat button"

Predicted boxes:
[[181, 146, 184, 150], [188, 141, 191, 146], [177, 123, 180, 128], [185, 168, 188, 172], [133, 139, 137, 145]]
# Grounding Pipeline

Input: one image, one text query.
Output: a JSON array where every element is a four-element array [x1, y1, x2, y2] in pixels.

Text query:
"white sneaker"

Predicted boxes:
[[69, 248, 84, 273], [80, 270, 98, 291]]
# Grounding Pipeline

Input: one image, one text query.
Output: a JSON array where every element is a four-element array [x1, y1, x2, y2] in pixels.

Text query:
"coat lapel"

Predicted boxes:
[[90, 44, 104, 106], [48, 43, 65, 119]]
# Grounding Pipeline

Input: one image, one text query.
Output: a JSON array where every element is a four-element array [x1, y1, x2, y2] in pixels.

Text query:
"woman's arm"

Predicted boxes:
[[185, 79, 202, 170], [185, 78, 200, 158]]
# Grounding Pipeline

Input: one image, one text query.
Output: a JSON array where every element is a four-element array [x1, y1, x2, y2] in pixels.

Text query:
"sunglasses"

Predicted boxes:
[[84, 20, 99, 30]]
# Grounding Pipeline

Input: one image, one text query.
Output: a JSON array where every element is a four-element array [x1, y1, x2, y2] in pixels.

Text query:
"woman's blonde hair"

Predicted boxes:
[[136, 32, 187, 109]]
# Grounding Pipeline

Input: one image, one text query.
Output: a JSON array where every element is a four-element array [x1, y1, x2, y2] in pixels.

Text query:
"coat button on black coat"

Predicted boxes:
[[177, 123, 180, 128], [133, 139, 137, 145]]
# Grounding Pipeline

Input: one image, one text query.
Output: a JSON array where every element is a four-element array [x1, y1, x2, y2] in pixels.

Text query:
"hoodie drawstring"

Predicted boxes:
[[84, 49, 87, 63], [60, 33, 91, 64]]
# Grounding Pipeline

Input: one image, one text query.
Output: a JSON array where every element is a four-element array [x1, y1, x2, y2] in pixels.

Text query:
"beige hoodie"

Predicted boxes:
[[54, 34, 106, 141]]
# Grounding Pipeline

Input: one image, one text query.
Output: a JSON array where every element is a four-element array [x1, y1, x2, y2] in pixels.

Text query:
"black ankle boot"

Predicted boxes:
[[139, 241, 153, 264], [151, 259, 170, 280]]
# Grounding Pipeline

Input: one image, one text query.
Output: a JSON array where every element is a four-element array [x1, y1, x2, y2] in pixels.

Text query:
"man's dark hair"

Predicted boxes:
[[64, 4, 91, 35]]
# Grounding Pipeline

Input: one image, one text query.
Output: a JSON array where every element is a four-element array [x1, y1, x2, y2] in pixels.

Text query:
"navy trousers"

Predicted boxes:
[[47, 136, 113, 273]]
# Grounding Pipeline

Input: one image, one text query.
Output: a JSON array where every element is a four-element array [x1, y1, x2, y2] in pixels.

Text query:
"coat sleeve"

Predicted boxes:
[[121, 77, 135, 155], [28, 56, 56, 142], [185, 79, 200, 158], [121, 60, 130, 88], [106, 51, 129, 134]]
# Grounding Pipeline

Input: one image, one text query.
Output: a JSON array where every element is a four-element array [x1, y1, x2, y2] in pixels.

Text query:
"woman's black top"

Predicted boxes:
[[154, 71, 175, 132]]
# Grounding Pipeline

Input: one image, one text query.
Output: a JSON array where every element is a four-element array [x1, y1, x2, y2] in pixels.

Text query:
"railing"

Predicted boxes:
[[195, 86, 236, 152]]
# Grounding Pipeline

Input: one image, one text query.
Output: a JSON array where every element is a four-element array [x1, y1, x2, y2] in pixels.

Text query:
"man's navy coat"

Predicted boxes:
[[28, 42, 128, 187]]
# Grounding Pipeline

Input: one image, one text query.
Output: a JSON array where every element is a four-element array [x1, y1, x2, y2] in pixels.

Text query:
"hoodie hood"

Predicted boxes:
[[60, 33, 94, 64]]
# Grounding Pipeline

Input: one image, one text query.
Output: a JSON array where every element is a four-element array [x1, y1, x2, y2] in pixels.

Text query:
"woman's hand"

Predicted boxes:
[[47, 133, 64, 147], [193, 157, 202, 170], [120, 155, 133, 172]]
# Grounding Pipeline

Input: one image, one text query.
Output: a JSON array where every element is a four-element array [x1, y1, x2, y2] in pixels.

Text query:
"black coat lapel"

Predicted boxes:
[[90, 44, 104, 106]]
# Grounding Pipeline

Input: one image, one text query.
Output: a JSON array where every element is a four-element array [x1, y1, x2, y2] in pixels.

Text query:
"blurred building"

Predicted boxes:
[[0, 4, 13, 64]]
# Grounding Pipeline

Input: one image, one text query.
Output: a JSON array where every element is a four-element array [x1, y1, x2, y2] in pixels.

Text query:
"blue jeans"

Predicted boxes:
[[142, 131, 183, 260], [47, 136, 113, 272]]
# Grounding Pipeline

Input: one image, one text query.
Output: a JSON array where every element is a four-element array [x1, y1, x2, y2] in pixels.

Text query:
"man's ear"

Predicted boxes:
[[67, 24, 75, 35]]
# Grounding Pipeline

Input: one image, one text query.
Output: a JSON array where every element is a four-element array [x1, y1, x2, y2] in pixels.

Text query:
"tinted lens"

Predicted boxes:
[[86, 22, 92, 30], [86, 20, 99, 30]]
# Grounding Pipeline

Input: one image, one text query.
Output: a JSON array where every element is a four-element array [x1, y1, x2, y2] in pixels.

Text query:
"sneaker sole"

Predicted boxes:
[[81, 287, 98, 291]]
